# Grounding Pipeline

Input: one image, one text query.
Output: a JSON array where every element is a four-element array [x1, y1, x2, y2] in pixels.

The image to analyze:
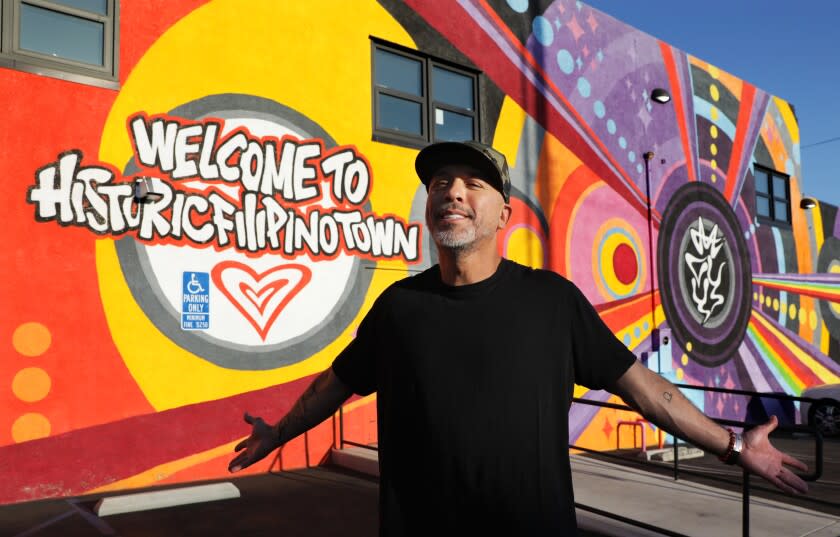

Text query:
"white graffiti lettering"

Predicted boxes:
[[28, 119, 422, 263], [684, 216, 726, 324]]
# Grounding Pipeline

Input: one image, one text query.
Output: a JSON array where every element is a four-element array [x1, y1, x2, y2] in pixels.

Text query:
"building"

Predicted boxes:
[[2, 0, 838, 505]]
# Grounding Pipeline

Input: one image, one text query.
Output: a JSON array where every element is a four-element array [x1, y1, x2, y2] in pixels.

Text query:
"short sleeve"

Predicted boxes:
[[568, 283, 636, 390], [331, 296, 385, 396]]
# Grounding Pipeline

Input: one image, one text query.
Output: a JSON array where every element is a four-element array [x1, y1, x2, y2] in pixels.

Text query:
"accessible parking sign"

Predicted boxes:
[[182, 271, 210, 330]]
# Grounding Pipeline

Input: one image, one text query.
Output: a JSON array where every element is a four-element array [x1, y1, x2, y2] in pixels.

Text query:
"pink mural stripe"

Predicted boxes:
[[658, 42, 696, 183], [723, 83, 756, 203]]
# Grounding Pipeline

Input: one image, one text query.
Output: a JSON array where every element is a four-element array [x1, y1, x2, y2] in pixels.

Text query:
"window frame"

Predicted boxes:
[[371, 39, 480, 149], [0, 0, 119, 89], [754, 164, 792, 227]]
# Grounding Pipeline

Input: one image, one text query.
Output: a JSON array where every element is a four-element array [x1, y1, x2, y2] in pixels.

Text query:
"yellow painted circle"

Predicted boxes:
[[772, 298, 779, 311], [676, 368, 684, 380], [711, 174, 717, 183], [799, 307, 808, 324], [789, 303, 797, 318], [753, 292, 758, 301], [710, 125, 718, 139], [506, 227, 544, 269], [765, 295, 772, 307], [94, 0, 416, 410], [598, 233, 638, 296], [710, 106, 719, 121], [708, 65, 720, 79], [711, 159, 717, 170], [809, 309, 818, 330], [686, 341, 693, 352], [12, 368, 51, 402], [591, 218, 646, 301], [11, 413, 51, 443], [710, 84, 720, 102], [12, 322, 51, 357], [710, 144, 718, 156], [681, 354, 688, 366]]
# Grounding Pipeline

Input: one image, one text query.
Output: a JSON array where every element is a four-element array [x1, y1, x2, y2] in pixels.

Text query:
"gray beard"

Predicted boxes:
[[433, 227, 478, 251]]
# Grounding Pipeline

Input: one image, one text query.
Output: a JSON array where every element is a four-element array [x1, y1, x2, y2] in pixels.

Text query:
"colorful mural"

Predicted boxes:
[[2, 0, 839, 505]]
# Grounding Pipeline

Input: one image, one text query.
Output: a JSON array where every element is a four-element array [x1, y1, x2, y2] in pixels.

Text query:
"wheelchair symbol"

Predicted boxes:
[[187, 273, 205, 294]]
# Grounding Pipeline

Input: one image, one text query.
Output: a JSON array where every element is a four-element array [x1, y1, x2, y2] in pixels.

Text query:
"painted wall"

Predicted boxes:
[[2, 0, 838, 504]]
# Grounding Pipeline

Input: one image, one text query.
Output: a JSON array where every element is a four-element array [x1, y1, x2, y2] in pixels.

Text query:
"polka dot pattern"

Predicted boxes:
[[9, 322, 54, 443]]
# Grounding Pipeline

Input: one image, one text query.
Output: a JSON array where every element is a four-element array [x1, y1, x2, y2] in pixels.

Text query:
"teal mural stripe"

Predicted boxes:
[[771, 226, 788, 325], [692, 96, 737, 141]]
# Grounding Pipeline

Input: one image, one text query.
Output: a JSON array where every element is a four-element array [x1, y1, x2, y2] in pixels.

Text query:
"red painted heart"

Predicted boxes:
[[211, 261, 312, 341]]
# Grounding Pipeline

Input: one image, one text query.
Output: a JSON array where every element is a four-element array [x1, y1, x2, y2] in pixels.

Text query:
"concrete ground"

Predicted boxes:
[[1, 435, 837, 537]]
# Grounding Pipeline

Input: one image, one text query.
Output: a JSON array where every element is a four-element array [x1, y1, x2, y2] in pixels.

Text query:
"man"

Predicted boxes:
[[229, 141, 808, 535]]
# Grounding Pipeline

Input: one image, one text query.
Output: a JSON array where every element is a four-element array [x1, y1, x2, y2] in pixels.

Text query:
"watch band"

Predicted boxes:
[[718, 429, 743, 465]]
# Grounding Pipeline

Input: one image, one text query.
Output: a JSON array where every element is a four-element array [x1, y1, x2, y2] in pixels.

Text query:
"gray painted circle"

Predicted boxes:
[[116, 94, 373, 370]]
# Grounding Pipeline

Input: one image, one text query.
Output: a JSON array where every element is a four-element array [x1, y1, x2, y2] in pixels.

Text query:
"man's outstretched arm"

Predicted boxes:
[[609, 361, 809, 495], [228, 367, 354, 473]]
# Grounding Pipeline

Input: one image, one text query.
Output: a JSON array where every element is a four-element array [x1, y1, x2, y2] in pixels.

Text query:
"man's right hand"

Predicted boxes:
[[228, 413, 280, 473]]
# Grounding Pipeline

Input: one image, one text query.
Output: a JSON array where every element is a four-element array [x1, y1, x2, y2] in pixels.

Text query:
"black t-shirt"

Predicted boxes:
[[332, 259, 636, 536]]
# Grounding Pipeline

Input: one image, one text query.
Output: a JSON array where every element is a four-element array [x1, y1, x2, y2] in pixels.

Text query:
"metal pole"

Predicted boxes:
[[339, 406, 344, 450], [673, 435, 679, 481], [742, 468, 750, 537], [643, 151, 658, 373]]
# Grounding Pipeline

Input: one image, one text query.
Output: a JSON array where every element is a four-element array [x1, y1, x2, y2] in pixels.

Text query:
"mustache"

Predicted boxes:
[[435, 203, 475, 219]]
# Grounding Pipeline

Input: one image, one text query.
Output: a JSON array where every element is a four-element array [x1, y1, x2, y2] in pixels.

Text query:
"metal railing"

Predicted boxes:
[[571, 384, 827, 537], [337, 405, 378, 451], [336, 386, 829, 537]]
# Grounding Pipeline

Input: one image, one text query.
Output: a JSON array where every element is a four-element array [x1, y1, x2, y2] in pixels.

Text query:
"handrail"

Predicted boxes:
[[570, 394, 827, 537], [572, 397, 824, 482], [672, 382, 822, 402], [336, 386, 829, 537]]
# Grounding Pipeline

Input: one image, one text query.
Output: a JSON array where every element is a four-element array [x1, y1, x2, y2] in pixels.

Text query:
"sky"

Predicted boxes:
[[584, 1, 840, 205]]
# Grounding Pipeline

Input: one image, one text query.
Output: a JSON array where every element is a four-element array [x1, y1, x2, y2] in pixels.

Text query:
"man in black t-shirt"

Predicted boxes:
[[230, 141, 809, 536]]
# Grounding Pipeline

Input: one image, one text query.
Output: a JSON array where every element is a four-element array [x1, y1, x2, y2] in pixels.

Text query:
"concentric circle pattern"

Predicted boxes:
[[657, 183, 751, 366]]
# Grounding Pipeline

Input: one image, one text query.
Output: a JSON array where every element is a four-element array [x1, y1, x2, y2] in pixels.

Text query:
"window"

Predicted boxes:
[[0, 0, 118, 87], [372, 41, 479, 147], [754, 165, 790, 224]]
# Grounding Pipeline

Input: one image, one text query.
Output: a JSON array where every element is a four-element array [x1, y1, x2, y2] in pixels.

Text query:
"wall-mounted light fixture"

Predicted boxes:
[[134, 177, 164, 203], [800, 197, 817, 210], [651, 88, 671, 104]]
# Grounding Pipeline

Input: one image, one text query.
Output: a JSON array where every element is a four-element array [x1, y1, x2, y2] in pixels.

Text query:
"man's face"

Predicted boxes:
[[424, 164, 511, 252]]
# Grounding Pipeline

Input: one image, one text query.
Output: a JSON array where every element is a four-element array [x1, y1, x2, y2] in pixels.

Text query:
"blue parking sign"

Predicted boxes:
[[182, 271, 210, 330]]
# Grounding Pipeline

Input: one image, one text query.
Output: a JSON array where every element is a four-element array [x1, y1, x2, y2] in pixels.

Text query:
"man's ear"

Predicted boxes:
[[498, 203, 513, 230]]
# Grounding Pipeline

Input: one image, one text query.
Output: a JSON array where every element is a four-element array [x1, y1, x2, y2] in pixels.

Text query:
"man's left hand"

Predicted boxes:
[[740, 415, 809, 494]]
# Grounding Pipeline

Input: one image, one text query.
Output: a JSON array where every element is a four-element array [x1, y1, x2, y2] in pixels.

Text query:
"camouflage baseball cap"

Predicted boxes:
[[415, 141, 511, 202]]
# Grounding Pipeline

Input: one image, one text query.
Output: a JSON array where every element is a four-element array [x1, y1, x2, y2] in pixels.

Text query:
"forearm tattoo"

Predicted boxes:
[[663, 391, 673, 402]]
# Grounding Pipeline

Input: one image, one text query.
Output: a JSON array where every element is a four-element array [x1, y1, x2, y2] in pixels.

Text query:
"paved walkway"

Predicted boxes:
[[333, 446, 840, 537], [2, 443, 838, 536], [571, 456, 839, 537]]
